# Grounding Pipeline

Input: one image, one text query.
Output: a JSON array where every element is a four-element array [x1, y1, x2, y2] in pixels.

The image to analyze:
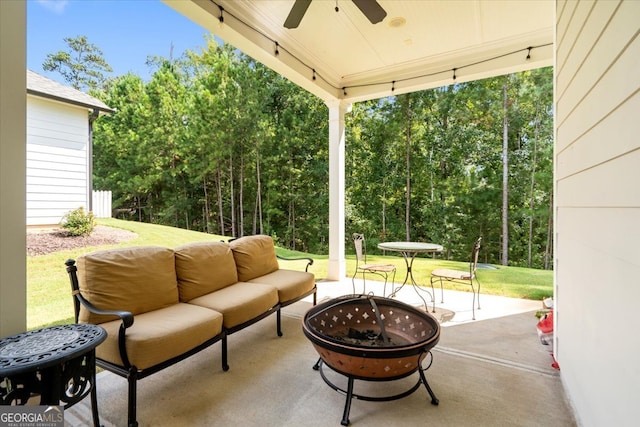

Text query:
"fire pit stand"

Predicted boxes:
[[303, 295, 441, 426], [312, 353, 438, 426]]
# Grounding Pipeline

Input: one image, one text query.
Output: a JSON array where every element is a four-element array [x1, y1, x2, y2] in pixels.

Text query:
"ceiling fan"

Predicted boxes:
[[284, 0, 387, 29]]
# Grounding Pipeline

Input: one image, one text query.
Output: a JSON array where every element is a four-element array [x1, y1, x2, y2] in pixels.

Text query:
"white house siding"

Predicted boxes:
[[555, 1, 640, 426], [26, 96, 89, 226]]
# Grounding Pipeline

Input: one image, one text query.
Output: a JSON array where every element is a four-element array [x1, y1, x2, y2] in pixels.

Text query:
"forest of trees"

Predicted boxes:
[[79, 36, 553, 269]]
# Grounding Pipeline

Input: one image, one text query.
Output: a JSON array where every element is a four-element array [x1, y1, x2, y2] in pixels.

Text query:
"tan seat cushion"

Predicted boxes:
[[248, 269, 315, 304], [229, 235, 279, 282], [96, 303, 223, 370], [431, 268, 473, 280], [188, 282, 278, 329], [76, 246, 178, 324], [175, 241, 239, 301]]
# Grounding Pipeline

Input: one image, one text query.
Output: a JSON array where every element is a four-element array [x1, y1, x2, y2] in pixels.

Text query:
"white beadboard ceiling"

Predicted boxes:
[[165, 0, 554, 102]]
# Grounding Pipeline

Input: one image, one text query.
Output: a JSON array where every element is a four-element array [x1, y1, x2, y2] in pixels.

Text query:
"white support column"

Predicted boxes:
[[0, 0, 26, 336], [326, 100, 351, 281]]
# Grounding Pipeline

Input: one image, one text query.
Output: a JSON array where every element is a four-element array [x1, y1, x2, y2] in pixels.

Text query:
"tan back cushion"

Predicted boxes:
[[76, 246, 178, 324], [229, 235, 279, 282], [175, 241, 238, 301]]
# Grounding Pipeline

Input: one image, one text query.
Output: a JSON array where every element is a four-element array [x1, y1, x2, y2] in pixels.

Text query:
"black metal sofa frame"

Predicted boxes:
[[65, 246, 316, 427]]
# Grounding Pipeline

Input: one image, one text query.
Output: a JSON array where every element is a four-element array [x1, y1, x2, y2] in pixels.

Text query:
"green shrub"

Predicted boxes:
[[60, 207, 96, 236]]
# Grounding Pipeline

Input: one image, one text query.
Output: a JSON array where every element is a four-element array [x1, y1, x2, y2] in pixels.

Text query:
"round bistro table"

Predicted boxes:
[[377, 241, 443, 312], [0, 323, 107, 427]]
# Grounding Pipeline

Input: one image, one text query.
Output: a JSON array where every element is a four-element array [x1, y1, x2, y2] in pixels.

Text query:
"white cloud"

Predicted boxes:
[[37, 0, 69, 14]]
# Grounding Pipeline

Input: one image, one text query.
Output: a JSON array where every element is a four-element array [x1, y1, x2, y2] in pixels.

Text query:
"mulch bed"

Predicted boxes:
[[27, 226, 137, 256]]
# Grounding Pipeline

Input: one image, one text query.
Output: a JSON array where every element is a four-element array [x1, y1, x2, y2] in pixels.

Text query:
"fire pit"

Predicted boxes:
[[303, 294, 440, 425]]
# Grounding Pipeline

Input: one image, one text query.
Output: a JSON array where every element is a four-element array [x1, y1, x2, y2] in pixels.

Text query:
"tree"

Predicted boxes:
[[90, 35, 553, 267], [43, 35, 112, 91], [92, 73, 152, 220], [501, 76, 510, 266]]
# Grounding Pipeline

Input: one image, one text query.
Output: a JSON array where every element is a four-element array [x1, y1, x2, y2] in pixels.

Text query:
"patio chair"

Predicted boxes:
[[430, 237, 482, 319], [352, 233, 396, 295]]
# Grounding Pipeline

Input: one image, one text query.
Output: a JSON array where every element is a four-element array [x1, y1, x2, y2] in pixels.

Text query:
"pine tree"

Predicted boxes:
[[43, 35, 112, 91]]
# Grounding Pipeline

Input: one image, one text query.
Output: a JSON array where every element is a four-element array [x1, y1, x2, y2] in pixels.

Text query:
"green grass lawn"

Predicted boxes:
[[27, 218, 553, 329]]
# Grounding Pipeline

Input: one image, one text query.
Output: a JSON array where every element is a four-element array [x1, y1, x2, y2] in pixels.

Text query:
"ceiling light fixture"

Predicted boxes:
[[389, 17, 406, 28]]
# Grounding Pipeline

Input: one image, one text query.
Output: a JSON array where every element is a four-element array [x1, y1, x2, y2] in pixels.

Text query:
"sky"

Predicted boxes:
[[27, 0, 212, 85]]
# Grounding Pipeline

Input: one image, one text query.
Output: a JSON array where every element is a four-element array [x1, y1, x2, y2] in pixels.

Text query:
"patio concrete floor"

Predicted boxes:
[[64, 278, 575, 426], [316, 277, 545, 326]]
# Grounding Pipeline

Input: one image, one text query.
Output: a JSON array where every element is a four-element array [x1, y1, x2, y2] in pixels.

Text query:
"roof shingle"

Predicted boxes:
[[27, 70, 114, 113]]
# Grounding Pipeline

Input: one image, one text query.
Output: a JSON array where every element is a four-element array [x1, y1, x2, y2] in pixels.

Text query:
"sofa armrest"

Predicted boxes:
[[78, 294, 136, 368], [69, 288, 136, 368], [66, 258, 135, 368], [73, 292, 134, 328], [276, 254, 314, 272]]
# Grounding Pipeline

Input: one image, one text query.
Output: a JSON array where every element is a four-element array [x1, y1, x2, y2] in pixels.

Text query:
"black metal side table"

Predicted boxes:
[[0, 323, 107, 426]]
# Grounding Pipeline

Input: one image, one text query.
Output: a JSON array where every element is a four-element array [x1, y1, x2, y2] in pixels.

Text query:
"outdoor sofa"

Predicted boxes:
[[65, 235, 316, 427]]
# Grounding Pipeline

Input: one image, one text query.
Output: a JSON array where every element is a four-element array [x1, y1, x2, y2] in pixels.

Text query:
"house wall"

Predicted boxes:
[[26, 96, 89, 226], [555, 1, 640, 426]]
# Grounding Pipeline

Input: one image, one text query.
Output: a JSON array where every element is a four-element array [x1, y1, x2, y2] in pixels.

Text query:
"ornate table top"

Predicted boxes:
[[377, 241, 443, 253], [0, 324, 106, 377]]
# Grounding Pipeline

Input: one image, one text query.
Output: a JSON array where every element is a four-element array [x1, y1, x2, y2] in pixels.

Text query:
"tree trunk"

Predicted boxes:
[[216, 169, 224, 235], [255, 152, 263, 235], [405, 99, 412, 241], [501, 78, 509, 266], [544, 193, 553, 270], [229, 156, 236, 238], [239, 151, 244, 238], [382, 189, 386, 237], [527, 105, 541, 267], [290, 200, 296, 250], [203, 175, 211, 234], [253, 191, 259, 235], [429, 147, 434, 202]]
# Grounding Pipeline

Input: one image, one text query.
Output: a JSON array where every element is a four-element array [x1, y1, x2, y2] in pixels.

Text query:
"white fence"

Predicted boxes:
[[92, 190, 112, 218]]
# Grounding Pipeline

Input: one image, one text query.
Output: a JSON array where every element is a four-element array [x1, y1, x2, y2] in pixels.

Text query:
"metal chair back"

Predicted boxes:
[[352, 233, 366, 264], [469, 237, 482, 278]]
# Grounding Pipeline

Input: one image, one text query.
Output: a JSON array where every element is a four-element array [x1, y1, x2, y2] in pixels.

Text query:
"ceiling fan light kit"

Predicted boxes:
[[284, 0, 387, 29]]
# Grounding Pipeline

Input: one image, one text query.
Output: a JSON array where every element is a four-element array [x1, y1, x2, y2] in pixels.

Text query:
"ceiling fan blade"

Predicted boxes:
[[351, 0, 387, 24], [284, 0, 312, 29]]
